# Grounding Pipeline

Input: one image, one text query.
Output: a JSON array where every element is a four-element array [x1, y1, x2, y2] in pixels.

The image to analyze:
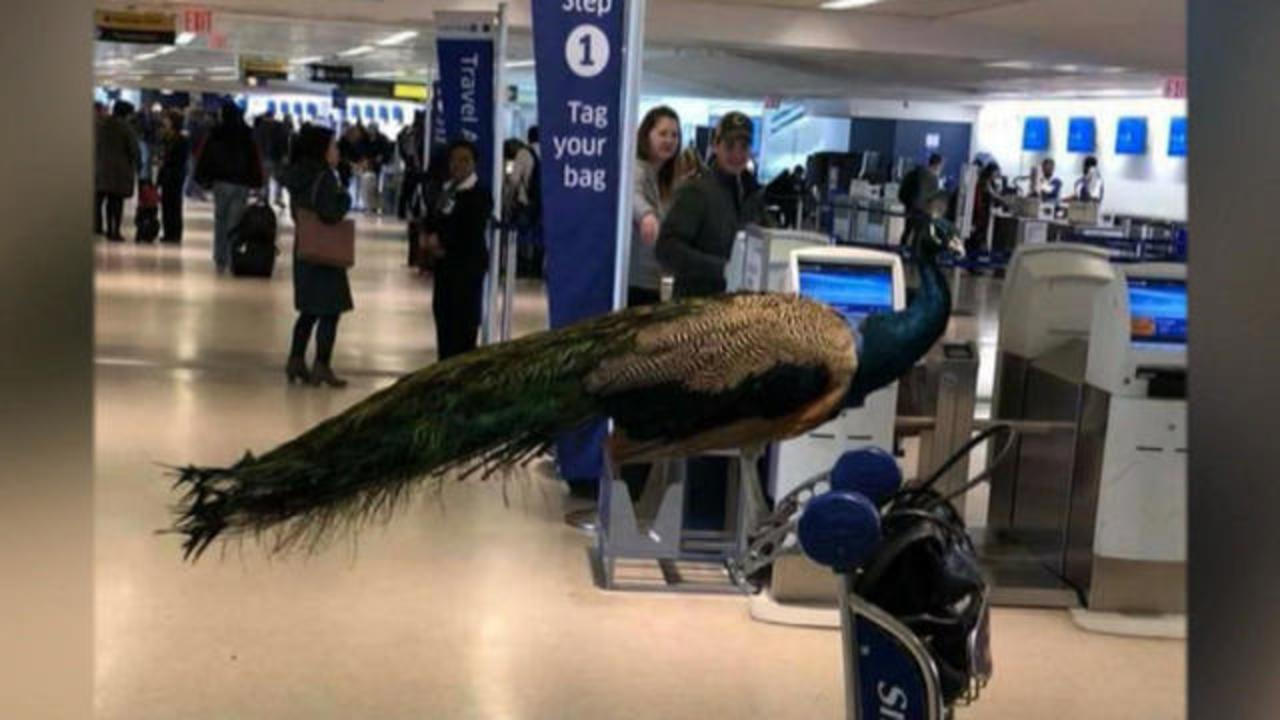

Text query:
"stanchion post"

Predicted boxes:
[[612, 0, 646, 311], [482, 3, 509, 345]]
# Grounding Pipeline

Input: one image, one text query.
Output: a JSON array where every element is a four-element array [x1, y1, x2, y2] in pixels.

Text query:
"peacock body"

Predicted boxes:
[[171, 232, 953, 560]]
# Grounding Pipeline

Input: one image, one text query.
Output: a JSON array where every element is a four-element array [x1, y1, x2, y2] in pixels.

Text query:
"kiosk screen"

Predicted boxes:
[[1128, 277, 1187, 346], [798, 262, 894, 329]]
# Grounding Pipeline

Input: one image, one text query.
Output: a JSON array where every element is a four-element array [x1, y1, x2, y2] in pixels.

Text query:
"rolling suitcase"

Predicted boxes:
[[231, 199, 278, 278]]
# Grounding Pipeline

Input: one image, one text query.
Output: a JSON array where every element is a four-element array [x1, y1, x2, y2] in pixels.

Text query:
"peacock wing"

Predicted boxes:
[[584, 293, 857, 461]]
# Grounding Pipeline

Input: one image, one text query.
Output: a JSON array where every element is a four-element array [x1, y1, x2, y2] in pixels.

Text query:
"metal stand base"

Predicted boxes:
[[971, 528, 1081, 608], [591, 447, 768, 594], [1068, 608, 1187, 639], [748, 589, 840, 628]]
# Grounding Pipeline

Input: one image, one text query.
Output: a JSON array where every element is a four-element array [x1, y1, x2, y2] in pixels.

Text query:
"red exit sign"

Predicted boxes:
[[183, 8, 213, 35], [1163, 76, 1187, 99]]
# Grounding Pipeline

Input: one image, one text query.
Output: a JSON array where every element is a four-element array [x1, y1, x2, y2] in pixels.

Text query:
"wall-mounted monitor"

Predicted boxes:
[[306, 102, 318, 118], [1022, 116, 1050, 151], [1115, 117, 1148, 155], [1067, 117, 1096, 153], [1169, 117, 1188, 157]]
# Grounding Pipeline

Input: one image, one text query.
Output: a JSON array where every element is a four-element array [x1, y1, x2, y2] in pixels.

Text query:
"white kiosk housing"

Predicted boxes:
[[985, 244, 1118, 607], [986, 245, 1186, 619], [1072, 262, 1187, 615], [752, 246, 906, 625]]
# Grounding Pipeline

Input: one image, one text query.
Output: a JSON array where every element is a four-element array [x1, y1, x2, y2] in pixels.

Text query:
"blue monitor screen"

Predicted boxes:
[[1116, 117, 1148, 155], [797, 262, 894, 330], [1067, 117, 1096, 153], [1022, 116, 1050, 151], [1169, 117, 1188, 157], [1128, 278, 1187, 346]]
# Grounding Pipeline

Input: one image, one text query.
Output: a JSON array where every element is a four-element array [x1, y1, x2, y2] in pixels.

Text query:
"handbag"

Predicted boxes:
[[295, 170, 355, 268]]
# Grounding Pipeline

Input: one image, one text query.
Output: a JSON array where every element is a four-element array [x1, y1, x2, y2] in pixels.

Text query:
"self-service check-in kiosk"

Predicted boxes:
[[986, 245, 1186, 617], [1071, 263, 1186, 615], [751, 246, 906, 626]]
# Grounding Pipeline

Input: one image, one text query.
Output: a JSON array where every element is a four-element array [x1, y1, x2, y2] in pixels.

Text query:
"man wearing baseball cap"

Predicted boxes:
[[655, 110, 768, 531], [656, 110, 766, 299]]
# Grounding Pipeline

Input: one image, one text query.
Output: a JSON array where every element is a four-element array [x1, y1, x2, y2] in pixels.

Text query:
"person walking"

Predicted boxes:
[[157, 110, 190, 244], [420, 139, 492, 361], [94, 100, 140, 242], [899, 153, 944, 246], [629, 106, 682, 307], [195, 102, 264, 273], [281, 125, 355, 388]]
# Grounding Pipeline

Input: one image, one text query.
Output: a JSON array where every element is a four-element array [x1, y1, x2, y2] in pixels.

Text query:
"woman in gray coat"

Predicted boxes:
[[628, 106, 682, 307], [94, 101, 139, 241], [282, 125, 354, 388]]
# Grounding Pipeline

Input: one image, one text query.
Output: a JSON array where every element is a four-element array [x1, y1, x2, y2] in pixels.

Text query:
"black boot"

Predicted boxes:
[[310, 362, 348, 388], [285, 356, 311, 385]]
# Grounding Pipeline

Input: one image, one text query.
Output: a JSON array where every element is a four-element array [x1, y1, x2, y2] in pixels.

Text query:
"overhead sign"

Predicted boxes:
[[533, 0, 629, 482], [239, 56, 289, 82], [334, 78, 429, 101], [182, 8, 214, 35], [94, 10, 176, 45], [393, 83, 429, 101], [309, 64, 354, 83], [1163, 76, 1188, 99]]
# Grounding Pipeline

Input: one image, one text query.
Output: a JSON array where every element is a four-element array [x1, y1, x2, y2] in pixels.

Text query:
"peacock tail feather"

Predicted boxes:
[[170, 299, 717, 560]]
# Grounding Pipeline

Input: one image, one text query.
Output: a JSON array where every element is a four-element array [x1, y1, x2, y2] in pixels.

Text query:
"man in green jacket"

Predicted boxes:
[[656, 112, 766, 299]]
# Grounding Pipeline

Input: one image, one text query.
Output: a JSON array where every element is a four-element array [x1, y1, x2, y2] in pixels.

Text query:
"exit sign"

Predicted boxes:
[[183, 8, 213, 35], [1163, 76, 1187, 99]]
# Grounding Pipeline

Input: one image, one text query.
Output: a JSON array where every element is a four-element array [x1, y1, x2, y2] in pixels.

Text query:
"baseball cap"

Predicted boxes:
[[715, 112, 754, 144]]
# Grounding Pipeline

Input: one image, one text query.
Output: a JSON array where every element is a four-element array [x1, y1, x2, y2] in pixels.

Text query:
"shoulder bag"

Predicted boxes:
[[295, 170, 355, 268]]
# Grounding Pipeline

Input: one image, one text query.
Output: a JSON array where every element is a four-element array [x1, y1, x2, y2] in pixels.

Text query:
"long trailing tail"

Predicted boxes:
[[168, 326, 623, 561]]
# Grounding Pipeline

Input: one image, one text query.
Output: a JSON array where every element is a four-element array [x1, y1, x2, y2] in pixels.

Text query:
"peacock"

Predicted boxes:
[[170, 226, 956, 560]]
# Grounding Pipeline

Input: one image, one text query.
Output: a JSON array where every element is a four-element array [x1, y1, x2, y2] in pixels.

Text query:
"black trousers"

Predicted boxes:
[[398, 171, 422, 219], [433, 265, 486, 361], [161, 179, 184, 242], [98, 193, 125, 239], [627, 285, 662, 308], [290, 313, 340, 365], [94, 192, 106, 235], [901, 212, 930, 247]]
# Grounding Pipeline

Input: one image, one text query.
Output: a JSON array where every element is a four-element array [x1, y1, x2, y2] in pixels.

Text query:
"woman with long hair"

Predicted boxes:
[[281, 124, 354, 387], [628, 106, 682, 307]]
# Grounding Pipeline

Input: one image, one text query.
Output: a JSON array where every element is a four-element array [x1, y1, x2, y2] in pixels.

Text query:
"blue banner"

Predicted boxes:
[[533, 0, 628, 482], [434, 27, 496, 187]]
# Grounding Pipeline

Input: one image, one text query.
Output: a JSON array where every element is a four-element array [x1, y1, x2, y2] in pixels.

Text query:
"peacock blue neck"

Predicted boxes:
[[843, 249, 950, 406]]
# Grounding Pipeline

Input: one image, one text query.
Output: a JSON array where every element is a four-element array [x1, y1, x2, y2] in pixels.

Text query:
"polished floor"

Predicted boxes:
[[95, 202, 1185, 719]]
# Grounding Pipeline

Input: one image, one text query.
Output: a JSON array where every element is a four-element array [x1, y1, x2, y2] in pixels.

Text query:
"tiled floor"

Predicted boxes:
[[94, 202, 1185, 719]]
